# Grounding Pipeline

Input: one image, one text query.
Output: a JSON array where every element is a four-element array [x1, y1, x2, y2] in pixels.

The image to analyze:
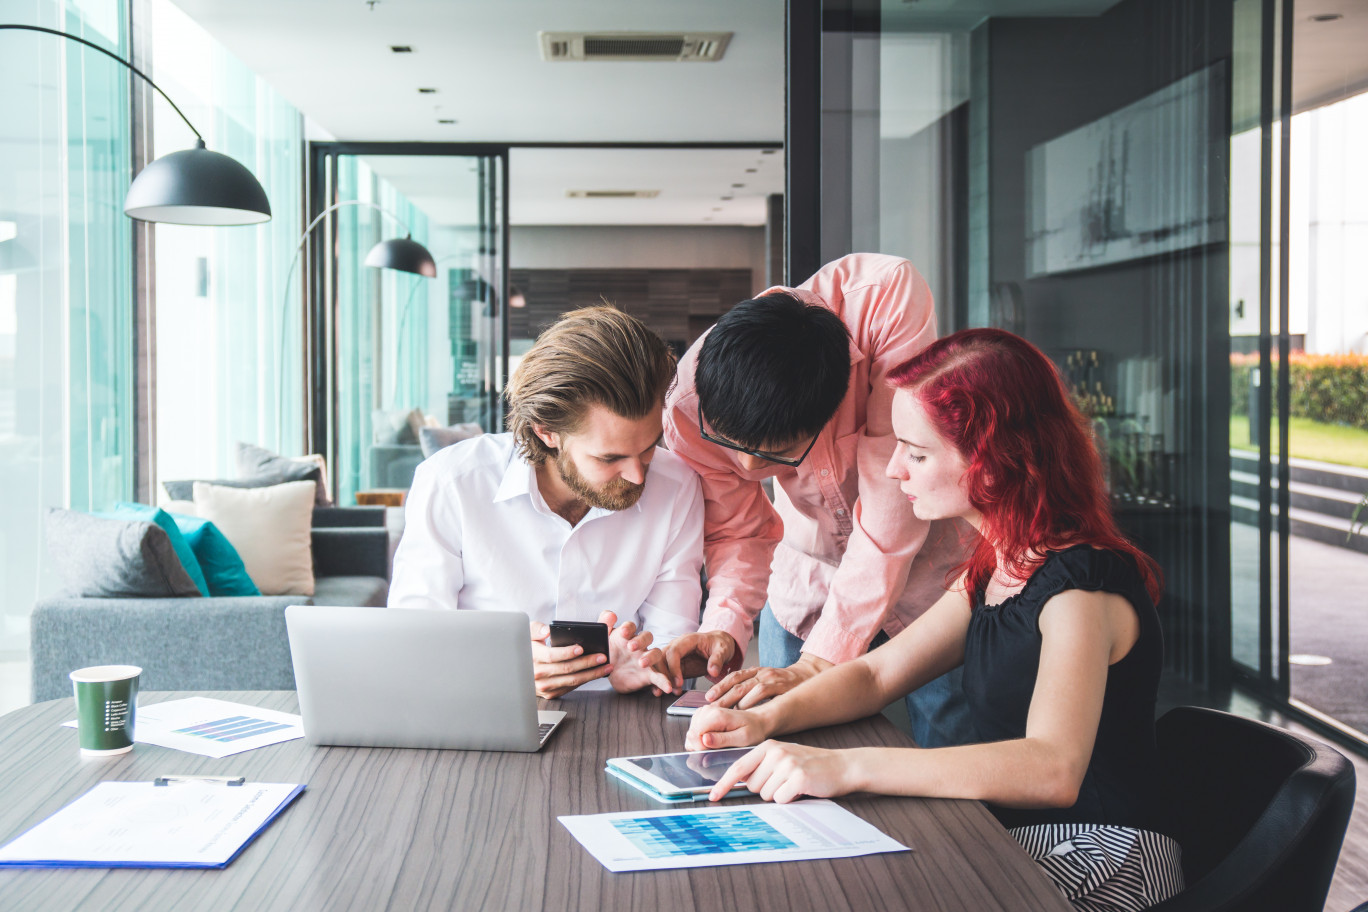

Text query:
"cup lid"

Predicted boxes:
[[69, 665, 143, 683]]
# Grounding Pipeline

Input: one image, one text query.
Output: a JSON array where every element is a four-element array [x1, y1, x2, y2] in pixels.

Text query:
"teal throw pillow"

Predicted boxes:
[[166, 512, 261, 597], [104, 503, 209, 597]]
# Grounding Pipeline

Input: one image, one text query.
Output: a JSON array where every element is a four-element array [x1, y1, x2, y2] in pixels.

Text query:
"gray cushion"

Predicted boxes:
[[418, 423, 484, 458], [162, 465, 320, 502], [312, 575, 388, 608], [44, 508, 202, 599], [236, 442, 330, 505], [372, 408, 423, 446]]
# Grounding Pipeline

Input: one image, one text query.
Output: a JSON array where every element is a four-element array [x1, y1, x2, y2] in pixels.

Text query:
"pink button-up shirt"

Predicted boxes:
[[664, 253, 971, 665]]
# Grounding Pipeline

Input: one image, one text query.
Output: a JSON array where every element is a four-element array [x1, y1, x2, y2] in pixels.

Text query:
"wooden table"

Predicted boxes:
[[0, 690, 1070, 912]]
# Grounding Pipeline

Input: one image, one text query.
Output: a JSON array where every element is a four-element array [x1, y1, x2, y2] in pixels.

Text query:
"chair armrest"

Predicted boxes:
[[30, 596, 305, 703], [313, 506, 387, 528], [312, 527, 390, 580]]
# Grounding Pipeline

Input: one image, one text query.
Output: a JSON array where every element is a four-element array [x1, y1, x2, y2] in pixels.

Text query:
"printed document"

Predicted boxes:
[[559, 799, 909, 872], [0, 781, 305, 868], [63, 697, 303, 758]]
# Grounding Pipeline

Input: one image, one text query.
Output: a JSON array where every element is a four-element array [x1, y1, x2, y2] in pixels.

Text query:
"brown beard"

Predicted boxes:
[[554, 448, 646, 511]]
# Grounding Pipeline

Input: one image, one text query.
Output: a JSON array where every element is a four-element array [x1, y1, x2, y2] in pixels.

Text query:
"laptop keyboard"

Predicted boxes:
[[538, 722, 556, 744]]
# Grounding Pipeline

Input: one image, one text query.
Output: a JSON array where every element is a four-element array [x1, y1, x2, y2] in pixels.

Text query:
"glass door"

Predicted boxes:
[[1228, 0, 1293, 702], [308, 148, 507, 506]]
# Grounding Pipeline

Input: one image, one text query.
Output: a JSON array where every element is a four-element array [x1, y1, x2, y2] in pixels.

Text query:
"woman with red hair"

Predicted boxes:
[[687, 328, 1182, 911]]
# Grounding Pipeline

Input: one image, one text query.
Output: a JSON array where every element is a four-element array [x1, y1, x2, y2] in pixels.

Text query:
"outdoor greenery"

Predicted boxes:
[[1231, 352, 1368, 431], [1229, 415, 1368, 469]]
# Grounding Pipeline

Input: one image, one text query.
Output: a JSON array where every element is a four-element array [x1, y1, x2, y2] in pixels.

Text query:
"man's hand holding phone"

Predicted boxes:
[[530, 610, 672, 698]]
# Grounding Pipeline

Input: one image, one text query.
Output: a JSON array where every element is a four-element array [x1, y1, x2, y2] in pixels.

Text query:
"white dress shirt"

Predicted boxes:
[[389, 433, 705, 649]]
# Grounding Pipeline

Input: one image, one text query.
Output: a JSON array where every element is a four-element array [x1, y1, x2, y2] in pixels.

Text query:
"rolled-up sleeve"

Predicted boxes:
[[388, 462, 465, 611], [799, 259, 940, 664]]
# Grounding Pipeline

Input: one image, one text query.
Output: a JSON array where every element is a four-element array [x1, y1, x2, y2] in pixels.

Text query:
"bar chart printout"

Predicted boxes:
[[62, 697, 304, 759], [559, 799, 910, 872]]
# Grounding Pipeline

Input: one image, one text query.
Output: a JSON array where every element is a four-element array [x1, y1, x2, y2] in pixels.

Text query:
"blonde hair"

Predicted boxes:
[[505, 305, 676, 465]]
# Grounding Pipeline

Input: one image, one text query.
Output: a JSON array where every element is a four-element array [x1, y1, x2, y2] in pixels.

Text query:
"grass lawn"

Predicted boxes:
[[1230, 415, 1368, 469]]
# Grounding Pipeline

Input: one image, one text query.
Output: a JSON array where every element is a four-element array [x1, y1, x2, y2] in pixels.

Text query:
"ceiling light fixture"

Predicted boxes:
[[391, 45, 413, 53], [1309, 13, 1342, 21], [437, 119, 456, 124], [418, 87, 437, 94]]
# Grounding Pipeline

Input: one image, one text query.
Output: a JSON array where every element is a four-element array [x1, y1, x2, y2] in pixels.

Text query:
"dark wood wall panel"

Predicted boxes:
[[509, 268, 753, 351]]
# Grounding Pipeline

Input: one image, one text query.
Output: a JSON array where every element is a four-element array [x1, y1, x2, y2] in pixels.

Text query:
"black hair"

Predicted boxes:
[[696, 292, 851, 447]]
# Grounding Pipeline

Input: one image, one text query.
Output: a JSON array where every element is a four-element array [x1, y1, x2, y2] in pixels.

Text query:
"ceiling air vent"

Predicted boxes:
[[539, 31, 732, 62], [566, 190, 661, 199]]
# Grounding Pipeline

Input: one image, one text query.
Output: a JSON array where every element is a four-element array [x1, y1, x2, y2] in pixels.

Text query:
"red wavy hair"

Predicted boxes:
[[888, 328, 1162, 604]]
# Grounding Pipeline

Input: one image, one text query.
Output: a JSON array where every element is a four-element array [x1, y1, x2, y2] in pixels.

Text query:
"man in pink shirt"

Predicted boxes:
[[660, 253, 975, 748]]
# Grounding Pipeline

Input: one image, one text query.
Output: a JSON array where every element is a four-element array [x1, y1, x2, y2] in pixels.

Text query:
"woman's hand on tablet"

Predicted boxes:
[[706, 741, 856, 804]]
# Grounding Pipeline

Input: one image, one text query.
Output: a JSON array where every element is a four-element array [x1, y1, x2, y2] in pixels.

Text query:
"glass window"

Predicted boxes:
[[0, 2, 134, 675], [149, 0, 304, 491]]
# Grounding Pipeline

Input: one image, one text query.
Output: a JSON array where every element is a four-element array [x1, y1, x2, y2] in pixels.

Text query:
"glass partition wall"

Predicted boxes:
[[307, 147, 506, 506], [808, 0, 1281, 706], [810, 0, 1366, 747]]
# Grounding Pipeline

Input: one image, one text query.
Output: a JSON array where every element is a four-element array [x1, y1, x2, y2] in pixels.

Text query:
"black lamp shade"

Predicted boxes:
[[365, 237, 437, 277], [124, 143, 272, 226]]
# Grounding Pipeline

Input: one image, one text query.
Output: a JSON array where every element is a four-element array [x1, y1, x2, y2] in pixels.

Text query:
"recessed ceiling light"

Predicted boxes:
[[437, 119, 456, 124], [720, 196, 733, 201], [418, 87, 438, 94], [731, 183, 745, 188], [391, 45, 413, 53], [1310, 13, 1342, 21], [745, 168, 757, 173], [712, 207, 722, 211]]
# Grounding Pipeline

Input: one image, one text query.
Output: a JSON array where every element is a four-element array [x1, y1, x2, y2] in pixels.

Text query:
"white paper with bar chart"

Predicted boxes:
[[63, 697, 303, 758], [559, 799, 909, 872]]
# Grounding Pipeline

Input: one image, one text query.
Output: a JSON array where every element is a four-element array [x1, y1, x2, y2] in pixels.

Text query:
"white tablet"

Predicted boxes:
[[606, 747, 752, 797]]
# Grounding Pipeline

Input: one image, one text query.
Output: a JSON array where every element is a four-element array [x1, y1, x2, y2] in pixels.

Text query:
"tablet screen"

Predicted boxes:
[[615, 748, 752, 791]]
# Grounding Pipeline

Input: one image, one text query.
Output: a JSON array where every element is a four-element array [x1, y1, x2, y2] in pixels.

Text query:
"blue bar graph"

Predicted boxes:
[[173, 715, 292, 743], [613, 811, 796, 858]]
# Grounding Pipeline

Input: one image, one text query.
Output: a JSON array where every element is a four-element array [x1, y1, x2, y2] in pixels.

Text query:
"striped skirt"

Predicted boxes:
[[1010, 824, 1185, 912]]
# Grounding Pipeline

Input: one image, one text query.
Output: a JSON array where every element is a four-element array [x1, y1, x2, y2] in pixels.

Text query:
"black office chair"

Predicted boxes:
[[1149, 707, 1355, 912]]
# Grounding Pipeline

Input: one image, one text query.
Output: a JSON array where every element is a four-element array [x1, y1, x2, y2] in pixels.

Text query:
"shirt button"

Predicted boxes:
[[820, 469, 830, 477], [836, 508, 846, 516]]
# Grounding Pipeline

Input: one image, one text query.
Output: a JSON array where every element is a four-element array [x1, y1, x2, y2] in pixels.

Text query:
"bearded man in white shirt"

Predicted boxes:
[[389, 306, 703, 698]]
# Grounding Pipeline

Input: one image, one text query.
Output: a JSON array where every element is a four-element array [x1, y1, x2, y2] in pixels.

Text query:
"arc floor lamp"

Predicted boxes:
[[2, 24, 271, 225], [277, 199, 436, 447]]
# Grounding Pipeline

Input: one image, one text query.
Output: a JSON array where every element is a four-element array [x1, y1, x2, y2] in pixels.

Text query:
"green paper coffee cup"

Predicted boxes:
[[69, 665, 141, 756]]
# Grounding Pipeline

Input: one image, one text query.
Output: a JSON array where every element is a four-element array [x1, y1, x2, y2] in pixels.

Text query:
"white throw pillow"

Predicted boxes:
[[191, 480, 316, 596]]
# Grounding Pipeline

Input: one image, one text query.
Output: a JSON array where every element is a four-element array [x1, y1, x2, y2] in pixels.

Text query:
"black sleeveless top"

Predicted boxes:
[[963, 545, 1163, 831]]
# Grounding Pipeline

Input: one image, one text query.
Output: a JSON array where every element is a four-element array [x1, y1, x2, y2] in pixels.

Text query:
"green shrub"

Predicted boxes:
[[1229, 352, 1368, 431]]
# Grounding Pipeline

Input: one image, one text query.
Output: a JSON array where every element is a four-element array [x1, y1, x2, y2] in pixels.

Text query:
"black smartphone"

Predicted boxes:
[[547, 620, 610, 658]]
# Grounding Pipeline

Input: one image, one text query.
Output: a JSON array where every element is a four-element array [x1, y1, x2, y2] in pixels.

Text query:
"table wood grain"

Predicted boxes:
[[0, 691, 1071, 912]]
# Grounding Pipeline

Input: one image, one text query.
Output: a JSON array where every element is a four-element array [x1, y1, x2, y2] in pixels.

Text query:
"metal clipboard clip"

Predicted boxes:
[[153, 774, 246, 787]]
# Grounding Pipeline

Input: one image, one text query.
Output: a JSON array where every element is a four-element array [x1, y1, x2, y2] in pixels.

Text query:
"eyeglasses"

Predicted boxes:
[[696, 403, 820, 468]]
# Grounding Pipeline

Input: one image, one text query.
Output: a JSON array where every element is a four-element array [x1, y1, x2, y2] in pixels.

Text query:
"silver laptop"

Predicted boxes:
[[285, 605, 566, 752]]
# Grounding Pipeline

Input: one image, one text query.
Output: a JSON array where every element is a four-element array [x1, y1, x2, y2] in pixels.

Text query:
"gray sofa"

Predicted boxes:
[[30, 507, 392, 702]]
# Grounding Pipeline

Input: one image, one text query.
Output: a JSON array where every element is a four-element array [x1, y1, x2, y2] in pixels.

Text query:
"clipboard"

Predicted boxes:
[[0, 778, 306, 868]]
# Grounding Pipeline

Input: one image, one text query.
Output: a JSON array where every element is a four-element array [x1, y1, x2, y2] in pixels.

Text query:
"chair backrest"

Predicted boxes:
[[1150, 706, 1356, 912]]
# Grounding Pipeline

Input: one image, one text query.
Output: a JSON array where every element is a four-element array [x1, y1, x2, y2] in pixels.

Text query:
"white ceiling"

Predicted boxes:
[[169, 0, 1367, 229], [168, 0, 786, 144], [359, 147, 785, 228], [169, 0, 786, 227]]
